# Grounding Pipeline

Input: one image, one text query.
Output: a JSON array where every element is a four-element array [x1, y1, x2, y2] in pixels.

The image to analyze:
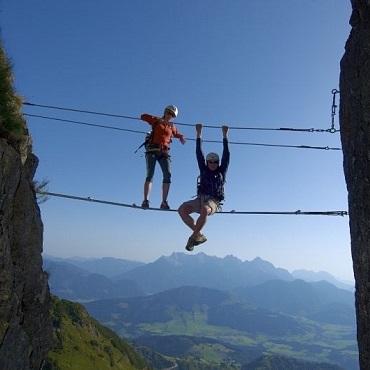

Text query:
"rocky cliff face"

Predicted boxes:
[[0, 138, 52, 369], [340, 0, 370, 368]]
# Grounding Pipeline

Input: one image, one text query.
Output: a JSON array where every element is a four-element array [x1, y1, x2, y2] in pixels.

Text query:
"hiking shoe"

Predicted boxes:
[[160, 201, 170, 210], [185, 237, 196, 252], [141, 200, 150, 209], [194, 234, 207, 246]]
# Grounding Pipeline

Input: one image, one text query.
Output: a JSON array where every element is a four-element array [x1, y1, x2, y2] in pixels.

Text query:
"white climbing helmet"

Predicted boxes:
[[165, 105, 178, 117], [206, 152, 219, 162]]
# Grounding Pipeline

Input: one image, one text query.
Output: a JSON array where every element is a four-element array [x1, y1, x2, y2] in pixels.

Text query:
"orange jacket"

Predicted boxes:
[[141, 114, 184, 149]]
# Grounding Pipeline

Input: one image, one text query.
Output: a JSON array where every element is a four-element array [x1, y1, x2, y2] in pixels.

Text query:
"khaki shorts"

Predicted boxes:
[[181, 196, 220, 215]]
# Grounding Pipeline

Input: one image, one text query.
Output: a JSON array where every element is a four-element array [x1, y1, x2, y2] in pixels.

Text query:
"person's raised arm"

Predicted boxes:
[[195, 124, 205, 170], [140, 114, 158, 126], [222, 125, 229, 140], [221, 125, 230, 171], [196, 123, 203, 139]]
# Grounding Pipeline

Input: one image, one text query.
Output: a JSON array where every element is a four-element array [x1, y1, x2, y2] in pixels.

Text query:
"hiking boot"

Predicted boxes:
[[185, 237, 196, 252], [160, 201, 170, 210], [194, 234, 207, 246], [141, 200, 150, 209]]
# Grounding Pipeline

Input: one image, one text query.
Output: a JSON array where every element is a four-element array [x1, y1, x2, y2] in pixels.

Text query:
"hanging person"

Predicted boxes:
[[178, 123, 230, 251], [140, 105, 186, 210]]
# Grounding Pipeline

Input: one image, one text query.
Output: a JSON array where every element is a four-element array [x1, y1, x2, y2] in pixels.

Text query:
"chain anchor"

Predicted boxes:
[[330, 89, 340, 133]]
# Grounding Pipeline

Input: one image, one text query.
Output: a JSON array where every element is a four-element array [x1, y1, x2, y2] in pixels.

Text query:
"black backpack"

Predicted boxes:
[[197, 171, 225, 201]]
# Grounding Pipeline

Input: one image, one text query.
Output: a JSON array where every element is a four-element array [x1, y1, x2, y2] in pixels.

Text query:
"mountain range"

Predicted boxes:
[[43, 252, 358, 369], [45, 295, 346, 370], [43, 252, 354, 296], [43, 252, 355, 326], [84, 285, 357, 369]]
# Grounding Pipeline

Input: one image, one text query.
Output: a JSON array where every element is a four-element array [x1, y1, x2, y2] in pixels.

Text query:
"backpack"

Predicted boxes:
[[197, 171, 225, 201]]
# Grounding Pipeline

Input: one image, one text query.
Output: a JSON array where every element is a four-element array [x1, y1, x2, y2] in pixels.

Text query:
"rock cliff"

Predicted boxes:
[[340, 0, 370, 368], [0, 138, 52, 369]]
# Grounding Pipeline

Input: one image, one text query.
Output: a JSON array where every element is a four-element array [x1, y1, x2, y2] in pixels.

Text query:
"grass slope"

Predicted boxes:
[[43, 296, 149, 370]]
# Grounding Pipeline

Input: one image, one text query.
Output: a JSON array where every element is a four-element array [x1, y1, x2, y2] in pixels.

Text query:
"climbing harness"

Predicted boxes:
[[135, 120, 159, 154], [134, 120, 171, 156], [134, 131, 152, 153]]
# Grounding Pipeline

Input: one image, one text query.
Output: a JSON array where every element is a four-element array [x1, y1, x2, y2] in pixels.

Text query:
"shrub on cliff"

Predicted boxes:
[[0, 38, 27, 147]]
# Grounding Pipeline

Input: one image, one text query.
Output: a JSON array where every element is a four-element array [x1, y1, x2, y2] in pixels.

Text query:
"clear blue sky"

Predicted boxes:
[[1, 1, 353, 281]]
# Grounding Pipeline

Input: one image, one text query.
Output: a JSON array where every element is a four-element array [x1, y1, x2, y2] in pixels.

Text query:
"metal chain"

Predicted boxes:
[[330, 89, 340, 133]]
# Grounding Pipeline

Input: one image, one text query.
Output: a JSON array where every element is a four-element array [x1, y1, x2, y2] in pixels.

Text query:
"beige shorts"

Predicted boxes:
[[181, 196, 221, 215]]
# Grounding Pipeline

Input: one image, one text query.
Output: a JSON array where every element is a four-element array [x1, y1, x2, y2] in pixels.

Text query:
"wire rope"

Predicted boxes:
[[36, 191, 348, 216], [23, 101, 339, 133], [24, 113, 341, 151]]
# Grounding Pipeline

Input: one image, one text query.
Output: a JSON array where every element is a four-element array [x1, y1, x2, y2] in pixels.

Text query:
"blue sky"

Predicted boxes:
[[1, 1, 353, 281]]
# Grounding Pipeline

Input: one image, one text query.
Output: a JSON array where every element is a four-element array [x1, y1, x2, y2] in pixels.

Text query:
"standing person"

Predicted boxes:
[[178, 124, 230, 251], [140, 105, 186, 210]]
